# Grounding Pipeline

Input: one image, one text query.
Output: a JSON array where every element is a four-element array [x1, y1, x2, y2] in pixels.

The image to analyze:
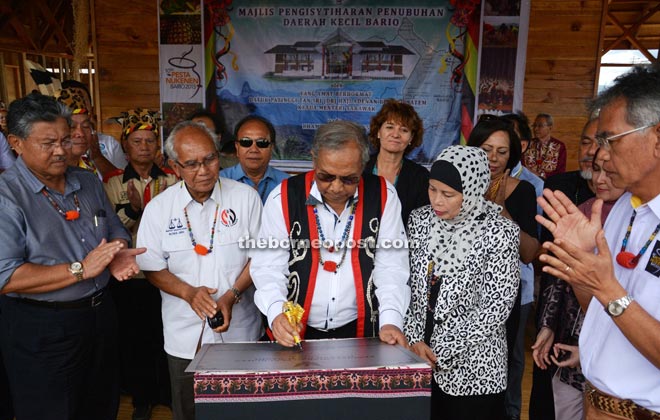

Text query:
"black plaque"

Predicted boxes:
[[187, 337, 428, 373]]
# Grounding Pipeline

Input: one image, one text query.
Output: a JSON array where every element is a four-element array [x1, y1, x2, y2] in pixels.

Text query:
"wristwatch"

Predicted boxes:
[[69, 261, 84, 282], [605, 295, 634, 317]]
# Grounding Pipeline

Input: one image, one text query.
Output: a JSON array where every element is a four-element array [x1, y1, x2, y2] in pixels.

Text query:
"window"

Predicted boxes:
[[598, 49, 658, 93]]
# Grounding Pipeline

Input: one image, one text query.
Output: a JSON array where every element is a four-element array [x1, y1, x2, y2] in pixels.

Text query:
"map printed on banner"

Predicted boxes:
[[203, 0, 471, 167]]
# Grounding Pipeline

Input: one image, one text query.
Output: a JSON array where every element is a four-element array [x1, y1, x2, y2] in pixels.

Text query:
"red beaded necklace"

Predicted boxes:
[[314, 201, 357, 272], [183, 203, 220, 256], [41, 189, 80, 221], [616, 209, 660, 269]]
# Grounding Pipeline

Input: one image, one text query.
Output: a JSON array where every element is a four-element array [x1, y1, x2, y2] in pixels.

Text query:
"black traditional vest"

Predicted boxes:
[[281, 171, 386, 338]]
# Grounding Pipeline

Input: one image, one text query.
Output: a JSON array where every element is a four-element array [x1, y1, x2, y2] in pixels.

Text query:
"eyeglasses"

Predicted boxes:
[[315, 172, 361, 185], [175, 153, 219, 172], [237, 138, 271, 148], [594, 123, 655, 149], [35, 139, 74, 152]]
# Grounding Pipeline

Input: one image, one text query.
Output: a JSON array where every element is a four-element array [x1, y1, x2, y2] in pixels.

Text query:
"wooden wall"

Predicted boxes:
[[93, 0, 604, 171], [522, 0, 604, 171], [94, 0, 160, 141]]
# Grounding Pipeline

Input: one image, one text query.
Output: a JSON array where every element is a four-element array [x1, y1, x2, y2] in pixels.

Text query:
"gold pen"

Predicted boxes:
[[283, 301, 305, 351]]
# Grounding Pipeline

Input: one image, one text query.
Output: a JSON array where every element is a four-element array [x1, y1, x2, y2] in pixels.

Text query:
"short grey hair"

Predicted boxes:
[[535, 113, 553, 126], [164, 120, 221, 161], [7, 93, 71, 139], [311, 120, 370, 166], [590, 63, 660, 128]]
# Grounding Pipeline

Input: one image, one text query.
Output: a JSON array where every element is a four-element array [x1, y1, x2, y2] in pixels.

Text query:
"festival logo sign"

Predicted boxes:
[[159, 0, 205, 139]]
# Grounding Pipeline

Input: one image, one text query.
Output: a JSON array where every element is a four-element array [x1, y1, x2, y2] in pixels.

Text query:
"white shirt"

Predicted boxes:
[[98, 132, 128, 169], [580, 191, 660, 411], [251, 179, 410, 332], [136, 178, 263, 359]]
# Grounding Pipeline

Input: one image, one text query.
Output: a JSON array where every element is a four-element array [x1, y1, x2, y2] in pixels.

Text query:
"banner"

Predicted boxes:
[[202, 0, 476, 168], [476, 0, 529, 118], [159, 0, 205, 137], [158, 1, 527, 168]]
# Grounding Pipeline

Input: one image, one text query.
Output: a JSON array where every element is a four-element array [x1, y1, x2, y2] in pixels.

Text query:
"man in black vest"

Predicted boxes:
[[251, 120, 410, 347]]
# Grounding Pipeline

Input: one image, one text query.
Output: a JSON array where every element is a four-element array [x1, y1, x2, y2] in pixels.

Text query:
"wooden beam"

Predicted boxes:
[[606, 7, 660, 60], [605, 4, 660, 47], [34, 0, 73, 54], [7, 16, 39, 52], [595, 0, 609, 92], [0, 2, 39, 52], [38, 1, 69, 50]]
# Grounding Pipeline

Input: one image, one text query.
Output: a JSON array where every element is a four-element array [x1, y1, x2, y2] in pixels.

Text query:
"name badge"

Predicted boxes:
[[644, 240, 660, 277]]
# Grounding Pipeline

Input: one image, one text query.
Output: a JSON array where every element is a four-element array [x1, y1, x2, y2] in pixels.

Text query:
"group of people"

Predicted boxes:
[[0, 61, 658, 420]]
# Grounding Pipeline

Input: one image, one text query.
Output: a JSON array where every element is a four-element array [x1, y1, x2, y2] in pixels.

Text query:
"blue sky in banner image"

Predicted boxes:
[[207, 0, 467, 164]]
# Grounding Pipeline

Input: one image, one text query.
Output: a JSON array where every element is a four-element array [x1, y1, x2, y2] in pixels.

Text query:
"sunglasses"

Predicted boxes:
[[315, 172, 361, 185], [237, 138, 272, 148]]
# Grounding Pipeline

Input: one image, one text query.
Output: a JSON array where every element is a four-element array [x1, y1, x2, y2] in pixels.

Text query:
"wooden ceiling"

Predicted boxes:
[[0, 0, 658, 60], [603, 0, 660, 61], [0, 0, 74, 57]]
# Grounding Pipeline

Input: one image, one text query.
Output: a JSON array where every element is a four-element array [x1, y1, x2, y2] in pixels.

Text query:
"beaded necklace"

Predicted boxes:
[[486, 173, 505, 202], [616, 209, 660, 269], [183, 203, 220, 256], [313, 200, 357, 272], [42, 189, 80, 220]]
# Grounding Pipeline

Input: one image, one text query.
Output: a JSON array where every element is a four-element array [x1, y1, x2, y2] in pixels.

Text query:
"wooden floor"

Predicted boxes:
[[117, 342, 536, 420]]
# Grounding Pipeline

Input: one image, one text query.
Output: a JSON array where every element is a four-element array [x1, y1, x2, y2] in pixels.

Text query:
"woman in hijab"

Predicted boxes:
[[404, 145, 520, 420]]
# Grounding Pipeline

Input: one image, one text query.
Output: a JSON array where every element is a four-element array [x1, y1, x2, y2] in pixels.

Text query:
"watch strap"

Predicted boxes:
[[69, 262, 84, 282], [606, 294, 634, 317]]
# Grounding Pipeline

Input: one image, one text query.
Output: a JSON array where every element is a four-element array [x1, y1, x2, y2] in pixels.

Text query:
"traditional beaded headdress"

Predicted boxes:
[[109, 108, 162, 140], [54, 87, 90, 114]]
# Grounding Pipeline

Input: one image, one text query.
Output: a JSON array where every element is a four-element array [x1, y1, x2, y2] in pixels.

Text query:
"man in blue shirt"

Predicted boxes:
[[0, 93, 142, 420], [221, 115, 288, 203]]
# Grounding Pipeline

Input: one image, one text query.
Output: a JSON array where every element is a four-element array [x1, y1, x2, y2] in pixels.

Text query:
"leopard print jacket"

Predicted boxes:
[[404, 204, 520, 396]]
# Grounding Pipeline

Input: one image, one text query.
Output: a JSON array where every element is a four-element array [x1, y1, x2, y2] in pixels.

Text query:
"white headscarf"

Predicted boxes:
[[428, 145, 502, 278]]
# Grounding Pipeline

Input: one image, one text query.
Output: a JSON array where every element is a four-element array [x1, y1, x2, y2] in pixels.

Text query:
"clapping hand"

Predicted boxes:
[[536, 189, 602, 252], [127, 179, 142, 213], [109, 247, 146, 281]]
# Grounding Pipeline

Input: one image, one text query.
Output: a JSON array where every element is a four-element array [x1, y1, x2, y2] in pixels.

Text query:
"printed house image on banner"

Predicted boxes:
[[264, 29, 415, 80]]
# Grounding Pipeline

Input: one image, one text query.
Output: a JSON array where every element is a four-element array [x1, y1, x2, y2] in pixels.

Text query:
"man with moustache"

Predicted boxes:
[[0, 93, 141, 419], [136, 121, 263, 420], [221, 115, 288, 204], [529, 116, 598, 420], [251, 120, 410, 347], [537, 63, 660, 419]]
